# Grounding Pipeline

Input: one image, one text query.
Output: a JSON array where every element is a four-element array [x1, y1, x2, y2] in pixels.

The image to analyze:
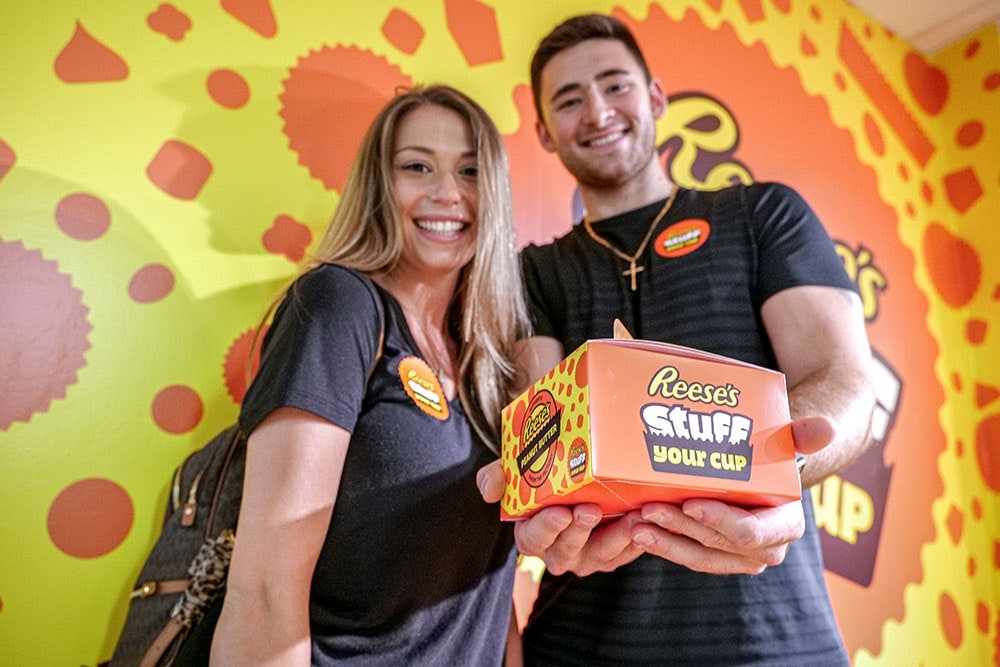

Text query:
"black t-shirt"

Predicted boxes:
[[240, 264, 516, 666], [519, 183, 852, 666]]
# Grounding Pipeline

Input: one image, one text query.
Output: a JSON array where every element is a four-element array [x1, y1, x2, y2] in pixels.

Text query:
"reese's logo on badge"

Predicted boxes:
[[399, 356, 449, 420], [654, 219, 711, 258], [517, 389, 561, 488]]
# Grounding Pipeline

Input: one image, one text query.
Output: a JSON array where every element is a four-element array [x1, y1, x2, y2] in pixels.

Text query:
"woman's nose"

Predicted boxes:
[[430, 172, 461, 203]]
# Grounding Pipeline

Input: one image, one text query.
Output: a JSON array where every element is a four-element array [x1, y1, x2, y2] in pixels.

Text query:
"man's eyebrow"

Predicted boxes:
[[550, 68, 632, 103]]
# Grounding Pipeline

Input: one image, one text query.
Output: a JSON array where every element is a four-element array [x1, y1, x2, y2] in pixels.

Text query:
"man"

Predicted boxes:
[[478, 13, 875, 666]]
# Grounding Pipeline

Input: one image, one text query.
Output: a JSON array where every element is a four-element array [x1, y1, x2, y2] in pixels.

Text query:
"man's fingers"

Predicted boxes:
[[513, 506, 575, 557], [790, 415, 837, 455], [476, 460, 505, 503]]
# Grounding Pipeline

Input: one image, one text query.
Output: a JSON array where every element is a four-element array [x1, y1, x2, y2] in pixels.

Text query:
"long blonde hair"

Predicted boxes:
[[270, 84, 529, 450]]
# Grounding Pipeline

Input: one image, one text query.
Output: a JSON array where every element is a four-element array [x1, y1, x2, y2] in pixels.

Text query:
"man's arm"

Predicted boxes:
[[761, 284, 875, 487], [630, 284, 874, 572]]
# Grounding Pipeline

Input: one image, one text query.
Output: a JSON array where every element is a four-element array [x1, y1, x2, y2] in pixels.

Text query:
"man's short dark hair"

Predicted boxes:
[[530, 13, 652, 121]]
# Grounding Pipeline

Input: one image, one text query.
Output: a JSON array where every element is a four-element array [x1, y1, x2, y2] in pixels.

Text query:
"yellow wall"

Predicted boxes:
[[0, 1, 997, 664]]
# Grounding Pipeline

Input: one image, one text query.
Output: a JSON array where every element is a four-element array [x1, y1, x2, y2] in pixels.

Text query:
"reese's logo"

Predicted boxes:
[[641, 365, 753, 481], [517, 390, 561, 488]]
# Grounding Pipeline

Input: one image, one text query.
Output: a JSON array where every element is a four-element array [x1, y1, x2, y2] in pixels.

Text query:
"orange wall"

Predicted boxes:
[[0, 1, 997, 664]]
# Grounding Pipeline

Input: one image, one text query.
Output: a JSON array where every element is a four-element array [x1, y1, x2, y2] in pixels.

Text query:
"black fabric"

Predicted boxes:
[[519, 183, 851, 666], [239, 264, 516, 666]]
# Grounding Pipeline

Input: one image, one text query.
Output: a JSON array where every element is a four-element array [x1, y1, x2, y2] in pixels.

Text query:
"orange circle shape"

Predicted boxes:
[[654, 219, 712, 258], [398, 356, 449, 420]]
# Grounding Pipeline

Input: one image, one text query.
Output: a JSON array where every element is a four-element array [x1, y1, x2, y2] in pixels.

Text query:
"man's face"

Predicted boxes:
[[535, 38, 666, 191]]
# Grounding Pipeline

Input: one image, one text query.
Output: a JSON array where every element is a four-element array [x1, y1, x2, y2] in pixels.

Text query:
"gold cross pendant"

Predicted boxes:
[[623, 261, 644, 291]]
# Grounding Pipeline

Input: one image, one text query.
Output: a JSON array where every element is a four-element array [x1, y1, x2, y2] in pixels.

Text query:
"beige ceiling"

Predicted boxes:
[[851, 0, 1000, 54]]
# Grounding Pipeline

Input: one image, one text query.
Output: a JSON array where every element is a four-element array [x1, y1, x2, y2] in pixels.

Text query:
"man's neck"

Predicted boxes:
[[580, 169, 674, 222]]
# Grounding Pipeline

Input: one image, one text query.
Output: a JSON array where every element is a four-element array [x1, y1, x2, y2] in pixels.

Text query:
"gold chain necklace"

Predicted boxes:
[[583, 188, 678, 291]]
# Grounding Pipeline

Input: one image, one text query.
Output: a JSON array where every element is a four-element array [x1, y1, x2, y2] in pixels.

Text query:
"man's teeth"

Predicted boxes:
[[589, 132, 623, 147], [416, 219, 465, 233]]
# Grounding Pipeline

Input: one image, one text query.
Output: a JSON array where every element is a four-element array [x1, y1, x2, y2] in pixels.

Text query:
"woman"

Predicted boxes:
[[211, 85, 530, 665]]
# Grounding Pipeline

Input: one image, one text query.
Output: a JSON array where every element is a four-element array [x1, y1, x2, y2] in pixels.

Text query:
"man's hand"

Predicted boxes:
[[627, 415, 837, 574], [476, 416, 837, 577], [477, 461, 645, 576]]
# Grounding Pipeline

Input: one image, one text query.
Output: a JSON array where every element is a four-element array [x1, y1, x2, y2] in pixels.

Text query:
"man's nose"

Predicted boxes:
[[584, 93, 614, 126]]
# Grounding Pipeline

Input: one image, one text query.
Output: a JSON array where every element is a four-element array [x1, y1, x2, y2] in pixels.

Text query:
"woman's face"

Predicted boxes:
[[391, 104, 479, 281]]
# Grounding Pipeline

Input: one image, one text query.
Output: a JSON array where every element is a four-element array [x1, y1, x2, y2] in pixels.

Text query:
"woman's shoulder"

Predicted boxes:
[[287, 263, 382, 318]]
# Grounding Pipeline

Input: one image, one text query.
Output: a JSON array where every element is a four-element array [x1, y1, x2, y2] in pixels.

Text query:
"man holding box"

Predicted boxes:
[[478, 12, 875, 666]]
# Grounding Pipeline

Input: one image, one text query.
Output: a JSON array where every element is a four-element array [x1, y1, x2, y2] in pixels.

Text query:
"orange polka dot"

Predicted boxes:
[[54, 21, 129, 83], [971, 497, 983, 519], [772, 0, 791, 14], [984, 72, 1000, 91], [47, 478, 133, 559], [922, 223, 981, 308], [975, 414, 1000, 493], [966, 319, 987, 345], [975, 601, 988, 633], [381, 8, 424, 55], [956, 438, 965, 457], [938, 592, 963, 649], [956, 121, 984, 148], [964, 41, 980, 58], [833, 71, 846, 91], [128, 263, 175, 303], [897, 162, 908, 181], [904, 202, 914, 218], [151, 384, 204, 434], [967, 556, 976, 576], [0, 138, 14, 181], [55, 193, 110, 240], [951, 372, 962, 392], [207, 69, 251, 109]]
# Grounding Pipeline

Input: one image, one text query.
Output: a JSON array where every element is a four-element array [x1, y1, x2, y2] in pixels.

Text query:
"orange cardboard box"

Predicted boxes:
[[500, 334, 801, 520]]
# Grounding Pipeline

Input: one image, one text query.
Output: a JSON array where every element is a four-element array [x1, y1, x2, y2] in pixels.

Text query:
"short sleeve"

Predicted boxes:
[[239, 264, 383, 436], [750, 183, 856, 302], [520, 248, 560, 339]]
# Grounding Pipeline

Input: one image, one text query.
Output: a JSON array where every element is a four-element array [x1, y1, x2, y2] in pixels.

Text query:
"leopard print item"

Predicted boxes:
[[175, 530, 235, 628]]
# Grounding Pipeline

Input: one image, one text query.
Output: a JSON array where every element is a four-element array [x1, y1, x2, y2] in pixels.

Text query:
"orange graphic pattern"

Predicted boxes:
[[0, 1, 997, 665]]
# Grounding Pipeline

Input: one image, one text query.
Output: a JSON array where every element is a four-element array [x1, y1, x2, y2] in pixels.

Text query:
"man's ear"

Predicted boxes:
[[535, 119, 556, 153], [649, 77, 668, 120]]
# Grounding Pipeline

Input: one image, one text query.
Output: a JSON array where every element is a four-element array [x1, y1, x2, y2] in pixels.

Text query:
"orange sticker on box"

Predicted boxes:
[[398, 356, 449, 420]]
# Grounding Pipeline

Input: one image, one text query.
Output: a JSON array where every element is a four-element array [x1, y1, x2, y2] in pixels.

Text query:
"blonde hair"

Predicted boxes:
[[265, 85, 529, 450]]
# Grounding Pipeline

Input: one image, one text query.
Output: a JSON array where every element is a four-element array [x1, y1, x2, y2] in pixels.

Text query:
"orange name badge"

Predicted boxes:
[[398, 356, 449, 420]]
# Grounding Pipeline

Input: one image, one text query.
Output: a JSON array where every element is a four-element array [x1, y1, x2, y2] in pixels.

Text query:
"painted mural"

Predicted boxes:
[[0, 0, 997, 664]]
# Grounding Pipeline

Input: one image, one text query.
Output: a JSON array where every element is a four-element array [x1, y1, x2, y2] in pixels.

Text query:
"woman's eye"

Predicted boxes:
[[459, 165, 478, 178], [401, 162, 431, 173]]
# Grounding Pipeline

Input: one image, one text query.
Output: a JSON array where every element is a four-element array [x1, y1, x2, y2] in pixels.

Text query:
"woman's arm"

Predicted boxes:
[[211, 407, 350, 666]]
